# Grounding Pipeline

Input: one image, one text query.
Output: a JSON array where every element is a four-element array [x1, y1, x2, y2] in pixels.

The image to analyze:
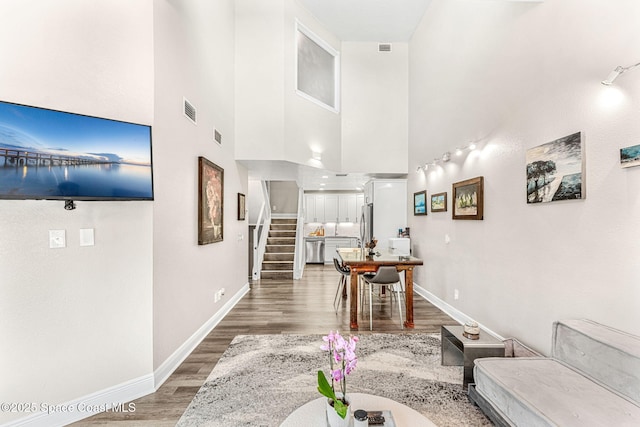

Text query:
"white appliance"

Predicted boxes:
[[388, 237, 410, 255]]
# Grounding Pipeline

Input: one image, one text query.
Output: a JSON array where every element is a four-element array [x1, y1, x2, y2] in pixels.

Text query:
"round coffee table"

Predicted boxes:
[[280, 393, 436, 426]]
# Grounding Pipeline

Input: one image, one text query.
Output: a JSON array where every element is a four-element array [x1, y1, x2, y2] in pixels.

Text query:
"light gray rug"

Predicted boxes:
[[177, 333, 491, 426]]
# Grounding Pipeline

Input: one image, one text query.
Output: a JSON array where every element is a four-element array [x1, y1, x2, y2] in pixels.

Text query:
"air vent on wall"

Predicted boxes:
[[378, 43, 392, 52], [214, 129, 222, 145], [183, 97, 197, 124]]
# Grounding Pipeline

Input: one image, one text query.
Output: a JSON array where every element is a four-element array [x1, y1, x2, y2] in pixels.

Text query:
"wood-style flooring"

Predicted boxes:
[[71, 264, 455, 426]]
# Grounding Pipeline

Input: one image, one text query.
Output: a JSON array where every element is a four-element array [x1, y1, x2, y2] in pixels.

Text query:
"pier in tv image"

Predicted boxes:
[[0, 101, 153, 201]]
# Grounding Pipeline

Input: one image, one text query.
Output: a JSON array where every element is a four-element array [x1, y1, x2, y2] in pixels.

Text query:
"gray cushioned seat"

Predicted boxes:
[[474, 357, 640, 426], [471, 319, 640, 426]]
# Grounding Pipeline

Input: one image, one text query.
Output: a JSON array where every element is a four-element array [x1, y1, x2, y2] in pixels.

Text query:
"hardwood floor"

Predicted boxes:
[[71, 264, 455, 426]]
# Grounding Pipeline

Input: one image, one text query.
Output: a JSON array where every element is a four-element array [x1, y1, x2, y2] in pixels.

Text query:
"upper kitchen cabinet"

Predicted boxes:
[[324, 195, 339, 223], [305, 194, 326, 223], [338, 194, 358, 223], [304, 192, 364, 223]]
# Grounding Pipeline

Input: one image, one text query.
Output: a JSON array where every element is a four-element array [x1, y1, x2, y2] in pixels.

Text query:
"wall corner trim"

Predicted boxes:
[[413, 283, 504, 341], [3, 374, 154, 427], [153, 282, 251, 389]]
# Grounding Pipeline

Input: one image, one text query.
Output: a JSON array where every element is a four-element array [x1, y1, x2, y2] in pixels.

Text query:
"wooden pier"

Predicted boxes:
[[0, 147, 109, 167]]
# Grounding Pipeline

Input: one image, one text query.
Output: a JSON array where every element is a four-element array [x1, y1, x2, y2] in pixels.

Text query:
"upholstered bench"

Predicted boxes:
[[468, 319, 640, 426]]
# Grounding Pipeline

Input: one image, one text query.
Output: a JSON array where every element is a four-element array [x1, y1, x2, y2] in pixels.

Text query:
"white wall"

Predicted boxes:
[[0, 0, 154, 424], [408, 0, 640, 354], [152, 0, 248, 370], [235, 0, 286, 161], [342, 42, 409, 174], [283, 0, 342, 171], [235, 0, 342, 172]]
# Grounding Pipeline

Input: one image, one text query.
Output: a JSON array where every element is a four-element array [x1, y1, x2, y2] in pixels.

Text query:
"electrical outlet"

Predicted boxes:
[[454, 289, 459, 300]]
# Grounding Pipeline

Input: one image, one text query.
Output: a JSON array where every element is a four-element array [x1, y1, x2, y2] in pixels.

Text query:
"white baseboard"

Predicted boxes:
[[414, 283, 504, 341], [2, 374, 154, 427], [2, 283, 250, 427], [153, 282, 250, 388]]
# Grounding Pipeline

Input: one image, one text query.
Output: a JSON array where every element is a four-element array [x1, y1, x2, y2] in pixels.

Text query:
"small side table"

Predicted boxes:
[[441, 325, 504, 389]]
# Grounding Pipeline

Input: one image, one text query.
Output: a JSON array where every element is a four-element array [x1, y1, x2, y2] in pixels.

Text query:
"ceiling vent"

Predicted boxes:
[[378, 43, 392, 52], [335, 173, 348, 177], [183, 98, 197, 124]]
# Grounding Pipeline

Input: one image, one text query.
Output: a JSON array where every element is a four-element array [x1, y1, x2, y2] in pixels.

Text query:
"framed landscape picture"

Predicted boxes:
[[198, 156, 224, 245], [414, 190, 427, 215], [237, 193, 246, 220], [620, 144, 640, 168], [452, 177, 484, 220], [526, 132, 584, 203], [431, 192, 447, 212]]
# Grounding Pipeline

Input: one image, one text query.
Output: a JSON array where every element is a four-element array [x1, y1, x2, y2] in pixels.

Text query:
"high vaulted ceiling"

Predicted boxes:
[[297, 0, 432, 42]]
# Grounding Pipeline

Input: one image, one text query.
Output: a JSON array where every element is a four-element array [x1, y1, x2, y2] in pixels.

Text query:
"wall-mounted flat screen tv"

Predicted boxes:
[[0, 100, 153, 201]]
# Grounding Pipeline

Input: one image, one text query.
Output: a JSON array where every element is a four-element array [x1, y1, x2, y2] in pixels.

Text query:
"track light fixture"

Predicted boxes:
[[455, 142, 477, 156], [601, 61, 640, 85], [419, 142, 479, 172]]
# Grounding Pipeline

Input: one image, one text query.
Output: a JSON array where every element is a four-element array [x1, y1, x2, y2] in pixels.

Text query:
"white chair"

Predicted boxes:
[[361, 266, 404, 330]]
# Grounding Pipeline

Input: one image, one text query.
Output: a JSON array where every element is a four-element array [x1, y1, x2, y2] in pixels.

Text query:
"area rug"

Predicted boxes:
[[177, 333, 491, 426]]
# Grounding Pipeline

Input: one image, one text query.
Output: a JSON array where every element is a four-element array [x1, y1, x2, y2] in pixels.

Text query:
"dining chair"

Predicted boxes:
[[361, 266, 404, 330], [332, 258, 350, 313]]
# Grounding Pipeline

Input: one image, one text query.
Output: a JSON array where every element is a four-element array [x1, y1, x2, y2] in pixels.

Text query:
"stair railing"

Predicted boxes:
[[293, 186, 305, 279], [252, 180, 271, 280]]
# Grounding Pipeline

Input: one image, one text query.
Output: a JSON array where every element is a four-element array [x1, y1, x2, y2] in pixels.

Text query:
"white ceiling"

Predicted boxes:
[[297, 0, 432, 42], [242, 160, 406, 192]]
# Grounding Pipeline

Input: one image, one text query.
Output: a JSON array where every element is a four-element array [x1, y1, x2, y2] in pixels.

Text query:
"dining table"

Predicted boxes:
[[336, 247, 424, 330]]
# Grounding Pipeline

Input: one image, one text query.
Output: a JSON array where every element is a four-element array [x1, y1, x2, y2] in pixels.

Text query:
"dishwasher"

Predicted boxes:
[[305, 237, 325, 264]]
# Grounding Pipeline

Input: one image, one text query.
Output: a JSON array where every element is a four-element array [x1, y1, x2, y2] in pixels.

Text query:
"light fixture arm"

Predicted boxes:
[[602, 61, 640, 85]]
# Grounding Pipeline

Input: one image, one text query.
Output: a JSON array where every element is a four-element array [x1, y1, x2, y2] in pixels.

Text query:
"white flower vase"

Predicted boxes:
[[326, 394, 350, 427]]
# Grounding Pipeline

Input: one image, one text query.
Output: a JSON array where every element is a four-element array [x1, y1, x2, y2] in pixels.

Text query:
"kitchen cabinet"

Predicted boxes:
[[324, 195, 339, 223], [338, 194, 358, 223], [305, 194, 325, 223], [304, 192, 365, 224], [365, 179, 407, 250], [324, 237, 360, 264]]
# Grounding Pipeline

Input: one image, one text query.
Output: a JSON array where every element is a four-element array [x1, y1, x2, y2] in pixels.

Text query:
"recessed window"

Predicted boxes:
[[295, 21, 340, 113]]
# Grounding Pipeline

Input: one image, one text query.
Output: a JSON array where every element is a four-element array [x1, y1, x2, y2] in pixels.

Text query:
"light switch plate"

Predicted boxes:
[[49, 230, 66, 249], [80, 228, 95, 246]]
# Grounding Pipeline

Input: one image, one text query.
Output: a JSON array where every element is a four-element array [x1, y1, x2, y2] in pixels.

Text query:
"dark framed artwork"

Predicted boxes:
[[431, 192, 447, 212], [452, 177, 484, 220], [237, 193, 246, 220], [620, 143, 640, 168], [413, 190, 427, 215], [526, 132, 584, 203], [198, 156, 224, 244]]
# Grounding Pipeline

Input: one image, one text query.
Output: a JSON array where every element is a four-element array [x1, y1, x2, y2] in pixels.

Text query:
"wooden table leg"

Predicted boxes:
[[350, 270, 359, 330], [404, 267, 415, 328]]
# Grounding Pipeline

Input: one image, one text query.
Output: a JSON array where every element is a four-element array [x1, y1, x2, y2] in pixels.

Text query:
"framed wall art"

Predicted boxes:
[[526, 132, 584, 203], [237, 193, 246, 220], [452, 177, 484, 220], [413, 190, 427, 215], [620, 144, 640, 168], [198, 156, 224, 245], [430, 192, 447, 212]]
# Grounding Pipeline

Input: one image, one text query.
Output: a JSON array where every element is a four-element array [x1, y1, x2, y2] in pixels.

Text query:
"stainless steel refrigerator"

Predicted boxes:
[[360, 203, 373, 246]]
